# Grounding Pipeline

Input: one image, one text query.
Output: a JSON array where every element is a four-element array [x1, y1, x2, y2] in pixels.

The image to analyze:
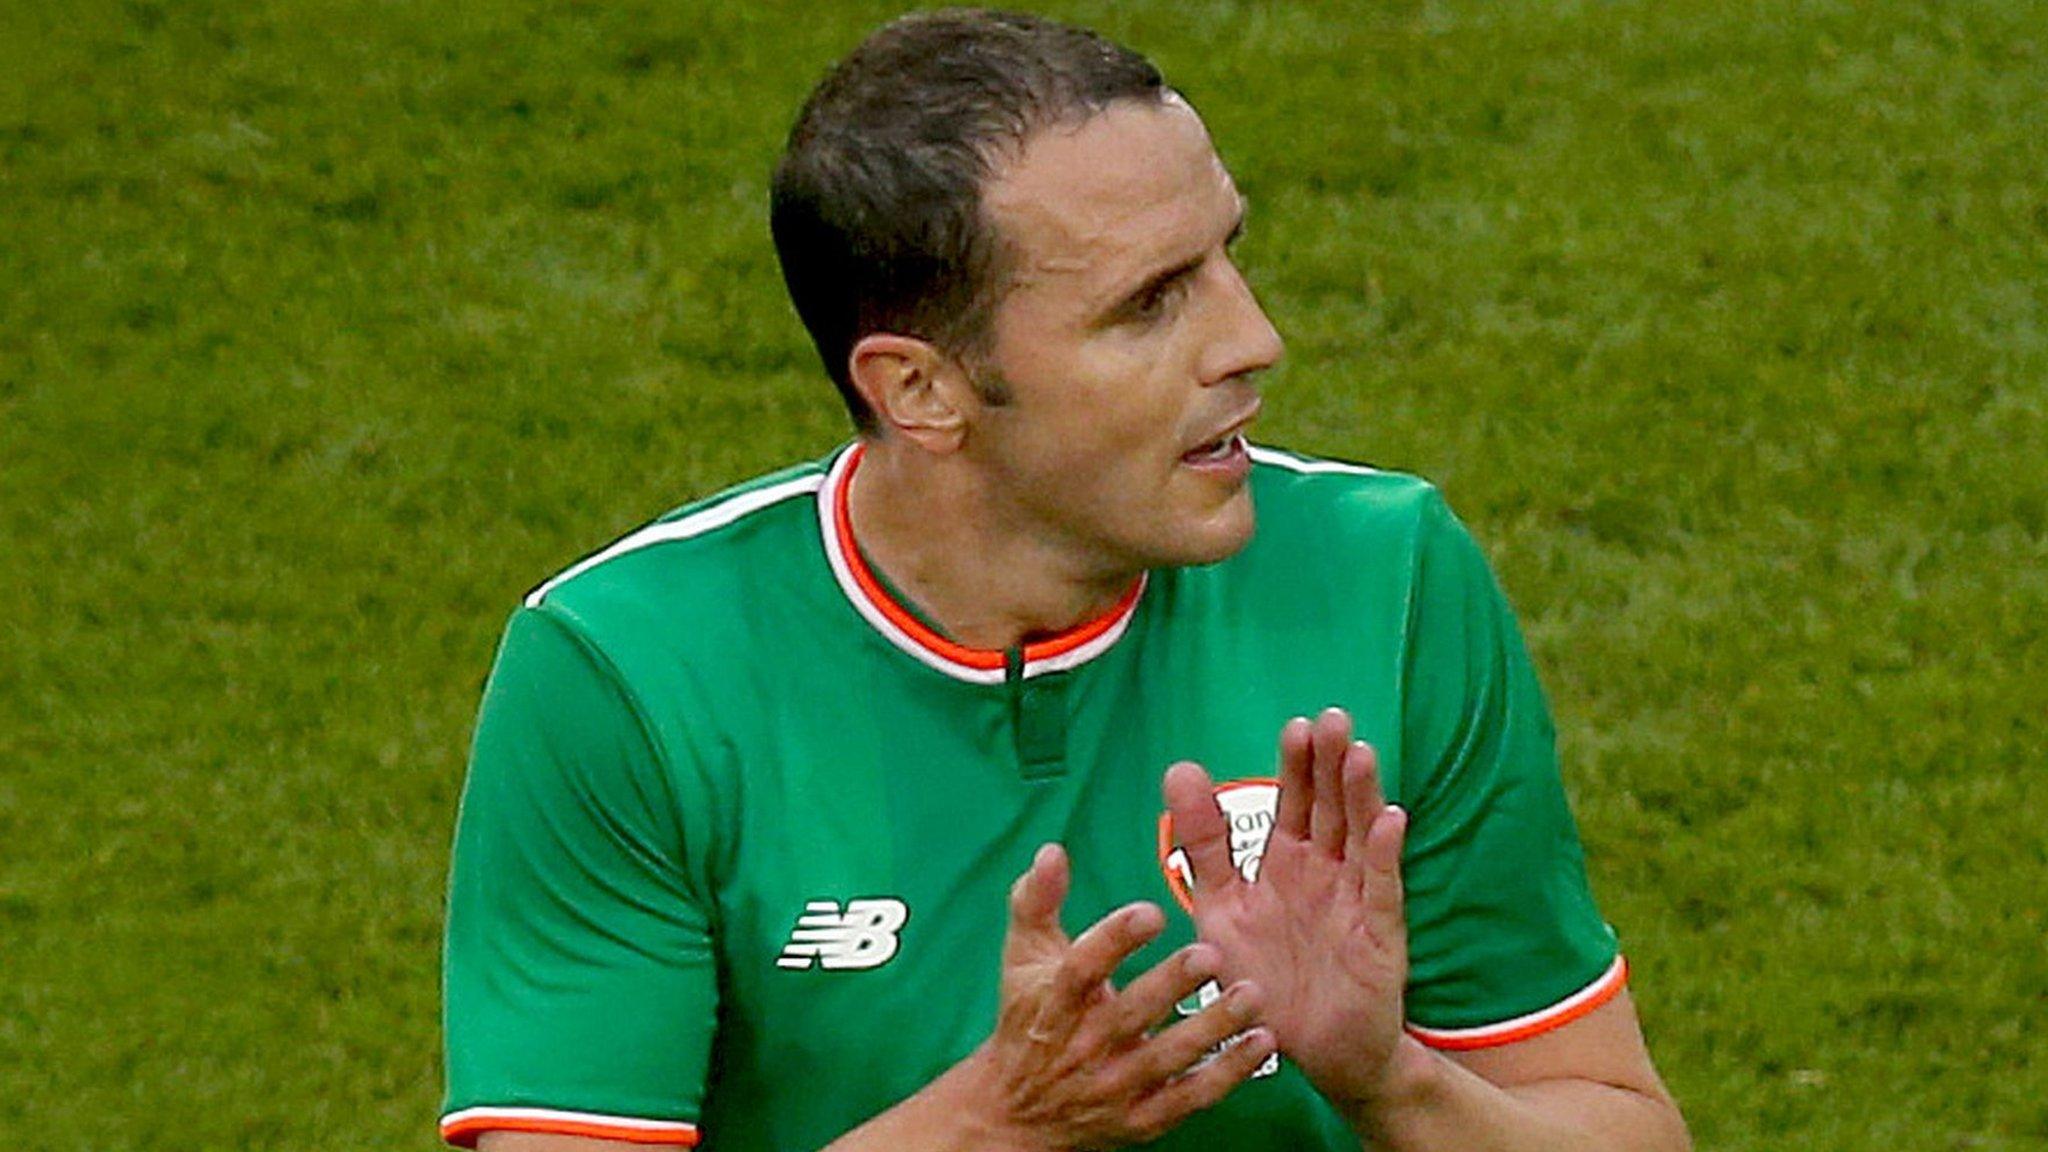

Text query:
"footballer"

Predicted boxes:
[[441, 10, 1690, 1152]]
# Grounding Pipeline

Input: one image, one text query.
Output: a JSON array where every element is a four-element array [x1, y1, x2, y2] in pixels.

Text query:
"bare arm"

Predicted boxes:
[[477, 1137, 636, 1152], [1347, 991, 1687, 1152]]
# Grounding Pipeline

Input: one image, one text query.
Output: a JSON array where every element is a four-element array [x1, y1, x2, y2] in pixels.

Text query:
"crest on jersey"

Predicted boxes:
[[1155, 777, 1278, 913]]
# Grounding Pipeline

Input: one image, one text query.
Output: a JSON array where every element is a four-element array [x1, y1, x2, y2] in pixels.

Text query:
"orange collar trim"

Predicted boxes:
[[820, 443, 1146, 682]]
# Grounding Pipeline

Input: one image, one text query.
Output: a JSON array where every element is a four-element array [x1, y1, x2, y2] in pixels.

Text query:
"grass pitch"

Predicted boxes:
[[2, 1, 2043, 1148]]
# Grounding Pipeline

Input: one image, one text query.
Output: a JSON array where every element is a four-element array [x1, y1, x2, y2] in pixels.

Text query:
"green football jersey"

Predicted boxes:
[[440, 442, 1624, 1149]]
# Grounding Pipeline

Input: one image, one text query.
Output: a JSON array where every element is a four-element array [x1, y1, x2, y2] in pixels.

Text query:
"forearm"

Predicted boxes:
[[818, 1051, 1038, 1152], [1343, 1037, 1690, 1152]]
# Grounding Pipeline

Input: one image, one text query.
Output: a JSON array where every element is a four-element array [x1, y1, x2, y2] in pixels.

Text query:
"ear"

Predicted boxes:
[[848, 334, 974, 454]]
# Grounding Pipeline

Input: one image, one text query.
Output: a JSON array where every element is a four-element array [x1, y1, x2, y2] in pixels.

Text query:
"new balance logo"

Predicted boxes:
[[776, 898, 910, 970]]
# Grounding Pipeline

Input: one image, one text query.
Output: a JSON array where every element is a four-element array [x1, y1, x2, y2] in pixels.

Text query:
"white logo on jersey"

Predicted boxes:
[[776, 898, 909, 970]]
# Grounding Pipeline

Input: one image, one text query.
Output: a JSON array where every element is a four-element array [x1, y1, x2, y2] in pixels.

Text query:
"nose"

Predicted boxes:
[[1198, 258, 1285, 387]]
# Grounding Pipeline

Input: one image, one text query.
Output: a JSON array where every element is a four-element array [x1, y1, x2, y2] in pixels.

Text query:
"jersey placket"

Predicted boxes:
[[1005, 646, 1070, 780]]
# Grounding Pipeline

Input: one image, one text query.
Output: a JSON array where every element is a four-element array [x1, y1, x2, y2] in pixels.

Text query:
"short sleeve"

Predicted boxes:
[[1397, 493, 1625, 1050], [441, 607, 716, 1147]]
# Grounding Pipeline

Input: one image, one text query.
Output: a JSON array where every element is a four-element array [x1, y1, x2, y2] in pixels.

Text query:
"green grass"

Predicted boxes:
[[3, 0, 2043, 1147]]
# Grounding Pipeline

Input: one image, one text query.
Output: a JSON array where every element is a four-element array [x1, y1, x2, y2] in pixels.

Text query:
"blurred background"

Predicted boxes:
[[1, 1, 2042, 1147]]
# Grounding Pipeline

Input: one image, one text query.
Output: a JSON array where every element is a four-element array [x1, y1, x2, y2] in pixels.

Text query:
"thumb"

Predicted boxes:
[[1162, 761, 1240, 896]]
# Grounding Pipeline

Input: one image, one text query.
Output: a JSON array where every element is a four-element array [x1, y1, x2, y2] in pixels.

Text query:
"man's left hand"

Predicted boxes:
[[1162, 707, 1416, 1112]]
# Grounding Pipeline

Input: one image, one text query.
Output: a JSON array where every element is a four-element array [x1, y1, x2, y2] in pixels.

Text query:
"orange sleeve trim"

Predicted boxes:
[[440, 1107, 701, 1148], [1407, 954, 1629, 1051]]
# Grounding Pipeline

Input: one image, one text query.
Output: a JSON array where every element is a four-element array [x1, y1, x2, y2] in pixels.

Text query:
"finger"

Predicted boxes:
[[1052, 901, 1166, 1016], [1002, 842, 1071, 969], [1124, 1027, 1276, 1141], [1360, 804, 1408, 921], [1162, 761, 1238, 898], [1272, 716, 1313, 840], [1119, 980, 1265, 1092], [1308, 707, 1353, 854], [1133, 1024, 1277, 1133], [1094, 942, 1221, 1045], [1125, 1023, 1276, 1137], [1340, 740, 1386, 864]]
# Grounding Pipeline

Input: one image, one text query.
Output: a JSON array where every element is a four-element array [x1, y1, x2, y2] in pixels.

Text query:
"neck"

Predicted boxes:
[[846, 439, 1140, 652]]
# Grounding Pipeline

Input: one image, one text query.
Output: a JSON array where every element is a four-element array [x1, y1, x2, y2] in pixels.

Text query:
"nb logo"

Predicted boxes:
[[776, 898, 909, 970]]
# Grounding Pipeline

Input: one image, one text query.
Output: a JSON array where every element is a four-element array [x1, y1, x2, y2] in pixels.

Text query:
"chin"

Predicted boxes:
[[1160, 493, 1257, 568]]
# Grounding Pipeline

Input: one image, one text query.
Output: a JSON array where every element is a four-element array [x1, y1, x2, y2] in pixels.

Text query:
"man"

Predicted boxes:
[[442, 9, 1689, 1152]]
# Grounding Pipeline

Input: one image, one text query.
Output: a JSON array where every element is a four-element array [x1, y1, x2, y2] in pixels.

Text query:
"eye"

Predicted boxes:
[[1128, 274, 1192, 325]]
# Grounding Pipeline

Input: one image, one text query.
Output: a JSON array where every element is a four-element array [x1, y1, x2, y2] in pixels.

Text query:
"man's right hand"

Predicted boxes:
[[951, 842, 1276, 1152], [484, 845, 1271, 1152]]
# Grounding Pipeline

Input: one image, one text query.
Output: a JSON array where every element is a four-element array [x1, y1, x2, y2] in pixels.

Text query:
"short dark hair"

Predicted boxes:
[[770, 8, 1167, 433]]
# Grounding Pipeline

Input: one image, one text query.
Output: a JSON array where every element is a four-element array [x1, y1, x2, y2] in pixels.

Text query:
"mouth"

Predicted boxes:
[[1180, 432, 1249, 466], [1180, 402, 1261, 468]]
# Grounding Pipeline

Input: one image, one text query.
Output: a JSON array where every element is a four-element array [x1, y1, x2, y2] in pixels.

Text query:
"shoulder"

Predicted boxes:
[[521, 452, 836, 627], [1244, 442, 1454, 556], [1173, 444, 1464, 640]]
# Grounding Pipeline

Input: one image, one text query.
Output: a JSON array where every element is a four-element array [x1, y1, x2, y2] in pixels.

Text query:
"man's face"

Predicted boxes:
[[964, 96, 1284, 578]]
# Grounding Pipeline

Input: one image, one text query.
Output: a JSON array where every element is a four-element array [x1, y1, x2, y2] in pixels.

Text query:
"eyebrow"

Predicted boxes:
[[1102, 200, 1249, 323]]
